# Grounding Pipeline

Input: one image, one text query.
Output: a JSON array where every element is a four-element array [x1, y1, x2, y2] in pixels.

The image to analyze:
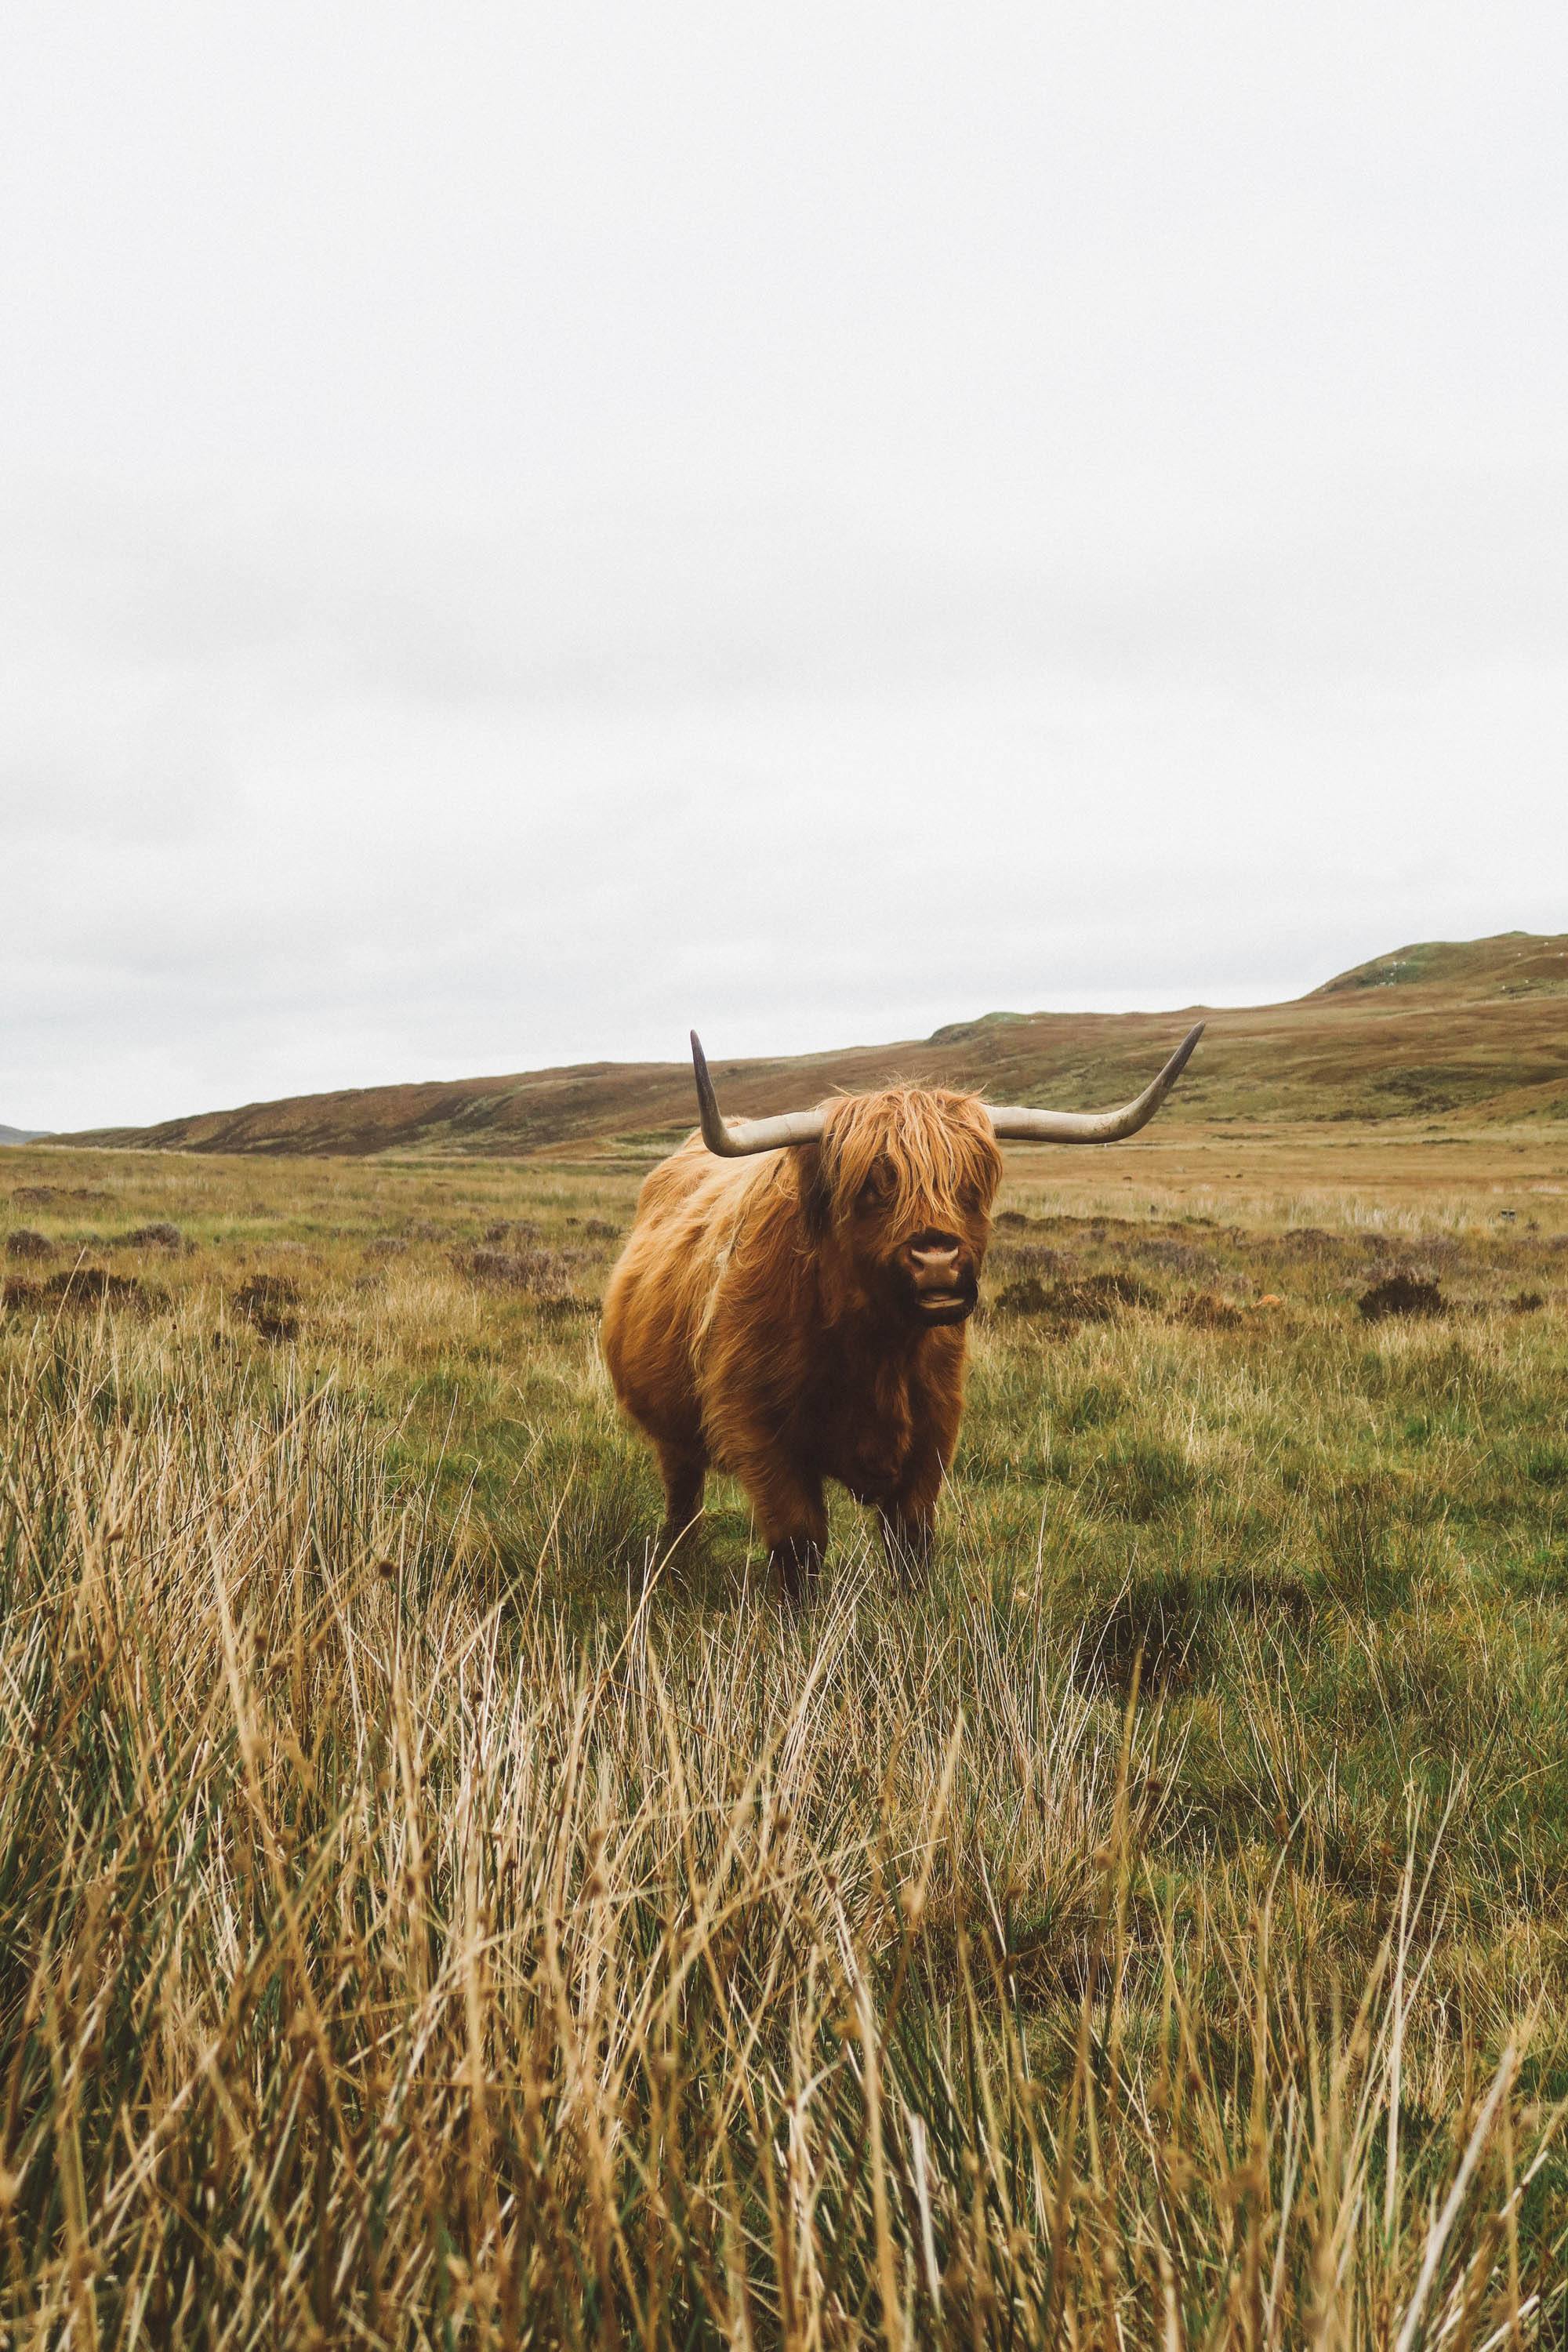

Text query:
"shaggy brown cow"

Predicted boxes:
[[601, 1025, 1203, 1599]]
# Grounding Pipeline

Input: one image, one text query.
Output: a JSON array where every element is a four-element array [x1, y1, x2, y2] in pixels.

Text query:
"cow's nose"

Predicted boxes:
[[906, 1230, 963, 1288]]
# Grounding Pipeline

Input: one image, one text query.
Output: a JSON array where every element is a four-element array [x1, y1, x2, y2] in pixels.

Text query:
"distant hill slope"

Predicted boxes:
[[0, 1124, 45, 1146], [54, 931, 1568, 1160]]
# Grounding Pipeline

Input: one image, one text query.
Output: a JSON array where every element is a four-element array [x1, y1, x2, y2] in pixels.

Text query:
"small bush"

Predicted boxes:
[[1359, 1273, 1446, 1322], [5, 1228, 52, 1260], [1171, 1290, 1244, 1330], [232, 1273, 301, 1340], [996, 1269, 1158, 1324], [533, 1294, 600, 1323], [1138, 1237, 1214, 1275], [121, 1221, 187, 1252], [997, 1240, 1063, 1278], [456, 1244, 579, 1299], [1276, 1225, 1355, 1261], [994, 1274, 1053, 1316]]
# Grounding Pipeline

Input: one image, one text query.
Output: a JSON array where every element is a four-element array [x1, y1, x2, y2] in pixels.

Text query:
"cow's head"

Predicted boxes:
[[814, 1087, 1000, 1326], [688, 1021, 1205, 1330]]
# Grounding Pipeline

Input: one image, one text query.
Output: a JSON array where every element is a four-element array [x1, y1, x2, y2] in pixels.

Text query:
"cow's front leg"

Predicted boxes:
[[655, 1438, 707, 1555], [878, 1452, 946, 1588], [739, 1456, 828, 1606], [772, 1530, 825, 1606]]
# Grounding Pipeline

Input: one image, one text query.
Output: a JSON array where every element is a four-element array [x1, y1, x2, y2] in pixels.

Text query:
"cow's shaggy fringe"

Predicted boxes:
[[818, 1085, 1002, 1235], [1, 1322, 1563, 2347]]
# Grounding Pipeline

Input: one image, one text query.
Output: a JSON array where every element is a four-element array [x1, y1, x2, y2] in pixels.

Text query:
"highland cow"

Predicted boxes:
[[601, 1025, 1202, 1599]]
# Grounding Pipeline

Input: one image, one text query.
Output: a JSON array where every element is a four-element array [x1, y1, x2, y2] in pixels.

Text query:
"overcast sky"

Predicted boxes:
[[3, 3, 1565, 1132]]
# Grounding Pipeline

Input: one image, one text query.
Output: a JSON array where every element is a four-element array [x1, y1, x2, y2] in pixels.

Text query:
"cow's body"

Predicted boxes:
[[601, 1091, 1002, 1597]]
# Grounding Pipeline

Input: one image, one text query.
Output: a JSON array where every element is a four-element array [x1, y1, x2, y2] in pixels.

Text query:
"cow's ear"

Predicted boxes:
[[797, 1144, 831, 1238]]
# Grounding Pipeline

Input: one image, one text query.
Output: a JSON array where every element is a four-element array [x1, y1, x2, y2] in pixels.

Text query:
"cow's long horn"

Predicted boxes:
[[690, 1033, 828, 1156], [985, 1022, 1205, 1144]]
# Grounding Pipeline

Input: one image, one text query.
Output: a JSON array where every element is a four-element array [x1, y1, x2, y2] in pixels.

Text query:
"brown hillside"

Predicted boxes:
[[56, 930, 1568, 1160]]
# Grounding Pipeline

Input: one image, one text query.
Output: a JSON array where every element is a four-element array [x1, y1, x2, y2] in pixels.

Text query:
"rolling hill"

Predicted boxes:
[[53, 931, 1568, 1161], [0, 1124, 45, 1147]]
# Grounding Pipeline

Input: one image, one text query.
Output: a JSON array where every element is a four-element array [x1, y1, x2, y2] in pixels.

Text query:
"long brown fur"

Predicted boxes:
[[601, 1086, 1004, 1599]]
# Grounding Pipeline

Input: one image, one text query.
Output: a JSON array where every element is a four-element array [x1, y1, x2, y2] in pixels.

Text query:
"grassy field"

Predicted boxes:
[[3, 1131, 1568, 2345]]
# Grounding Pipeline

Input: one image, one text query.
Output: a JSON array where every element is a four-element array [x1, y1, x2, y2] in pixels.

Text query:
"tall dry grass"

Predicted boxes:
[[2, 1314, 1563, 2346]]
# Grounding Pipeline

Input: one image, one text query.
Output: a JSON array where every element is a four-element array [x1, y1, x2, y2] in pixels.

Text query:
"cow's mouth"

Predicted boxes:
[[915, 1279, 978, 1325]]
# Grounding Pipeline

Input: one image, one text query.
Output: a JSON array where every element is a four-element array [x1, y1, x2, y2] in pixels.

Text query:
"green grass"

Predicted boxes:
[[2, 1142, 1568, 2343]]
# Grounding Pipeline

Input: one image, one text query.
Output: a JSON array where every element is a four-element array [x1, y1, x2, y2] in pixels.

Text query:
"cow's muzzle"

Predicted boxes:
[[903, 1232, 980, 1324]]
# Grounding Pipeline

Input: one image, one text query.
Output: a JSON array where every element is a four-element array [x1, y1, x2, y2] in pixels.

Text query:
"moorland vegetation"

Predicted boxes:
[[2, 1127, 1567, 2343]]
